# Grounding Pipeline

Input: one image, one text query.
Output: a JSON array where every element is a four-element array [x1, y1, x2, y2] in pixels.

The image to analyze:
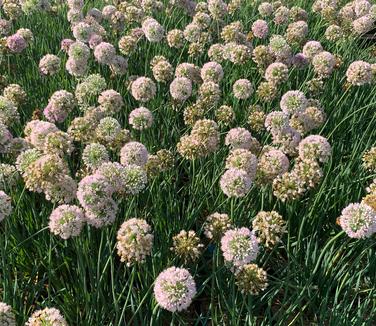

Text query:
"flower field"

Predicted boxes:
[[1, 0, 376, 324]]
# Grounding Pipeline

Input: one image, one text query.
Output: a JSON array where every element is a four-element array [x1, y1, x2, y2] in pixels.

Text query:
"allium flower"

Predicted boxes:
[[226, 149, 258, 179], [225, 43, 252, 65], [129, 107, 154, 130], [208, 44, 225, 63], [257, 148, 290, 183], [363, 147, 376, 171], [154, 267, 196, 312], [248, 109, 266, 133], [252, 45, 274, 70], [353, 15, 374, 35], [142, 17, 164, 42], [121, 164, 148, 195], [75, 74, 107, 106], [24, 120, 59, 149], [346, 61, 373, 86], [292, 53, 309, 69], [15, 148, 43, 175], [286, 21, 308, 45], [265, 111, 290, 134], [82, 143, 109, 170], [221, 228, 259, 268], [151, 56, 173, 83], [338, 203, 376, 239], [312, 51, 336, 78], [77, 173, 113, 209], [102, 5, 116, 19], [170, 77, 192, 101], [258, 2, 273, 17], [220, 168, 252, 198], [167, 29, 185, 48], [203, 212, 232, 241], [48, 205, 85, 239], [252, 211, 285, 248], [265, 62, 288, 85], [207, 0, 228, 20], [183, 23, 202, 43], [215, 105, 234, 125], [95, 89, 123, 116], [0, 19, 12, 36], [3, 84, 27, 106], [72, 22, 93, 43], [175, 63, 201, 83], [120, 142, 148, 166], [325, 25, 344, 42], [25, 307, 68, 326], [355, 0, 371, 17], [65, 58, 88, 77], [225, 128, 255, 150], [0, 302, 16, 325], [68, 41, 90, 62], [269, 35, 292, 63], [116, 218, 153, 266], [235, 264, 268, 295], [171, 230, 204, 263], [0, 190, 12, 222], [291, 106, 326, 134], [110, 55, 128, 76], [44, 90, 75, 123], [233, 79, 253, 100], [6, 34, 27, 53], [131, 77, 157, 103], [252, 20, 269, 39], [94, 42, 116, 65], [298, 135, 331, 163], [198, 81, 221, 106], [39, 54, 61, 76], [280, 90, 308, 115], [274, 6, 290, 25], [0, 96, 19, 127], [0, 122, 12, 153], [201, 62, 224, 83]]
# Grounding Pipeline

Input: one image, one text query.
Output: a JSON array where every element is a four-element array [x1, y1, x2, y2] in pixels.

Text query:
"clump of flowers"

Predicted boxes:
[[120, 141, 149, 166], [142, 17, 165, 42], [25, 307, 68, 326], [221, 228, 259, 269], [0, 302, 16, 325], [0, 190, 12, 222], [215, 105, 234, 126], [312, 51, 336, 78], [131, 77, 157, 103], [280, 90, 308, 115], [39, 54, 61, 76], [346, 61, 373, 86], [171, 230, 204, 263], [154, 267, 196, 312], [203, 212, 232, 241], [252, 19, 269, 39], [233, 79, 253, 100], [252, 211, 286, 248], [257, 148, 290, 183], [235, 264, 268, 295], [265, 62, 288, 85], [3, 83, 27, 106], [363, 147, 376, 171], [338, 203, 376, 239], [44, 90, 76, 123], [220, 168, 252, 198], [170, 77, 192, 102], [82, 143, 109, 171], [226, 149, 258, 179], [116, 218, 154, 266], [48, 205, 85, 239], [151, 56, 174, 83], [298, 135, 332, 163], [201, 61, 224, 83]]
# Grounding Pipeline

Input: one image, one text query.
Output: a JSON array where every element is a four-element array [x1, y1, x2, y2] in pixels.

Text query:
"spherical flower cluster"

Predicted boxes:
[[291, 106, 326, 135], [93, 42, 116, 65], [0, 190, 12, 222], [116, 218, 153, 266], [225, 127, 256, 151], [170, 77, 192, 101], [66, 41, 90, 77], [24, 120, 59, 149], [203, 212, 232, 241], [233, 79, 253, 100], [363, 147, 376, 171], [151, 56, 173, 83], [0, 302, 16, 326], [252, 19, 269, 39], [0, 96, 19, 127], [44, 131, 73, 156], [265, 111, 290, 134], [258, 2, 273, 17], [3, 84, 27, 106], [98, 89, 124, 116], [201, 61, 224, 83], [325, 25, 344, 42], [221, 228, 259, 269], [198, 81, 221, 106], [131, 77, 157, 103], [269, 35, 292, 63], [280, 90, 308, 115], [72, 22, 93, 43], [75, 74, 107, 106], [6, 34, 27, 53], [171, 230, 204, 263], [129, 107, 154, 130], [167, 29, 185, 48], [252, 211, 286, 248], [25, 307, 67, 326], [220, 168, 252, 198], [352, 15, 374, 35], [44, 90, 75, 123], [77, 173, 117, 228], [120, 142, 149, 166], [226, 149, 258, 179], [312, 51, 336, 78], [286, 21, 309, 45], [82, 143, 109, 170], [215, 105, 234, 125], [95, 117, 129, 150], [338, 203, 376, 239], [235, 264, 268, 295], [39, 54, 61, 76], [224, 43, 252, 65], [274, 6, 290, 25], [175, 62, 201, 82], [298, 135, 331, 163], [48, 205, 85, 239], [257, 148, 290, 183], [142, 17, 164, 42], [346, 61, 373, 86], [265, 62, 288, 85]]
